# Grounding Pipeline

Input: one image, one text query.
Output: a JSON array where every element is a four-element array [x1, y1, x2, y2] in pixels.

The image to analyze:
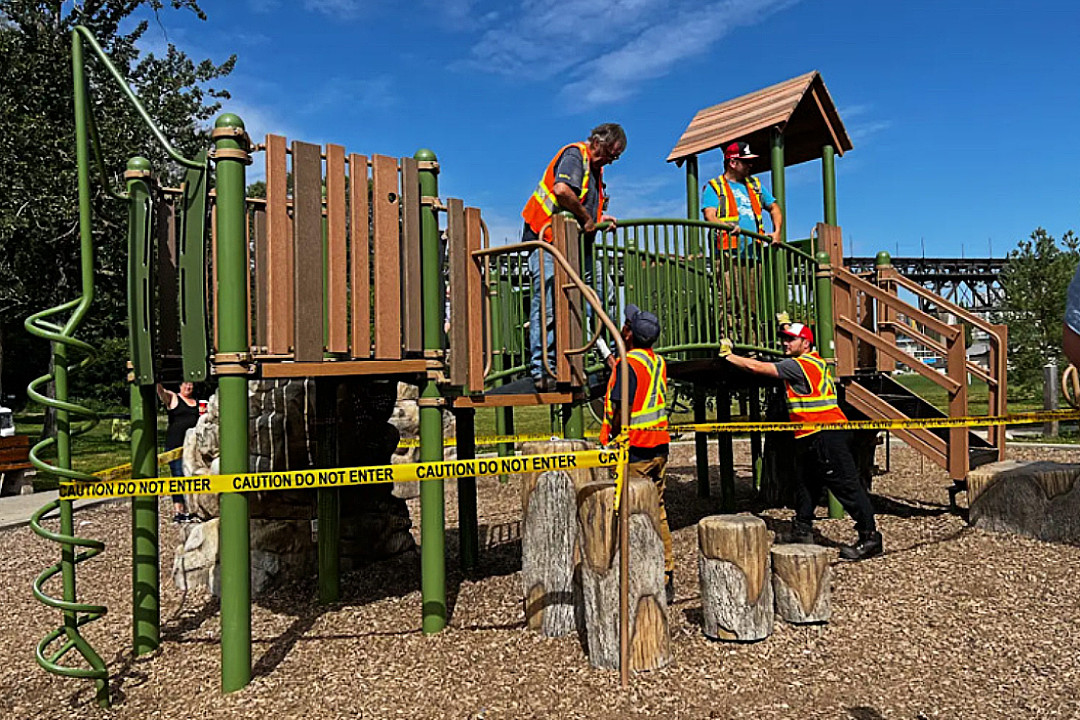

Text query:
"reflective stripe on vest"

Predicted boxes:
[[599, 348, 670, 448], [706, 175, 764, 251], [785, 351, 847, 438], [521, 142, 604, 241]]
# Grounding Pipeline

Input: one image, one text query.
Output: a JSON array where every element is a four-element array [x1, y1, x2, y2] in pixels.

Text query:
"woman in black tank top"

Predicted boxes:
[[156, 382, 201, 523]]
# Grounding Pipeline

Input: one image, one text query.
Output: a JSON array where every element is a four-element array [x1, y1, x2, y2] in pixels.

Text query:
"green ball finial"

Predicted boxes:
[[874, 250, 892, 267], [127, 156, 151, 172], [215, 113, 245, 130], [413, 148, 437, 162], [814, 250, 831, 266]]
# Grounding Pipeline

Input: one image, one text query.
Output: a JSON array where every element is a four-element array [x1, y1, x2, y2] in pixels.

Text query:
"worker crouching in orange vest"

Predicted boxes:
[[599, 304, 675, 602], [521, 124, 625, 391], [719, 322, 883, 561]]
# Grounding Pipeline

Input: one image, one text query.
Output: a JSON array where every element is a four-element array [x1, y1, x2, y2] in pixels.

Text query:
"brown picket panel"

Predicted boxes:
[[446, 199, 468, 386], [264, 134, 293, 354], [372, 154, 402, 359], [292, 140, 325, 361], [326, 143, 348, 353], [464, 207, 486, 393], [399, 156, 423, 354], [253, 208, 267, 348], [349, 153, 371, 358]]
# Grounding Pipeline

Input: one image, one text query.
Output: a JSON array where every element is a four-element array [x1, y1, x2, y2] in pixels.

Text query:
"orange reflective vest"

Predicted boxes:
[[599, 349, 669, 448], [521, 142, 605, 242], [784, 351, 847, 439], [706, 175, 764, 251]]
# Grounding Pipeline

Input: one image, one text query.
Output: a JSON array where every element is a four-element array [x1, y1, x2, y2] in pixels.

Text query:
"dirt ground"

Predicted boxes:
[[2, 442, 1079, 720]]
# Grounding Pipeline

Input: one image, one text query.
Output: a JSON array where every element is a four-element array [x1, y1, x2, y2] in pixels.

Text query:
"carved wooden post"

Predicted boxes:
[[697, 514, 773, 641], [577, 478, 670, 671], [771, 544, 832, 624], [520, 439, 596, 636]]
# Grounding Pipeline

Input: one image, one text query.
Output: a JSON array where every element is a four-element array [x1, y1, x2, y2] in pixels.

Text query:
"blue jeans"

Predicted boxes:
[[529, 247, 615, 381], [168, 457, 185, 505]]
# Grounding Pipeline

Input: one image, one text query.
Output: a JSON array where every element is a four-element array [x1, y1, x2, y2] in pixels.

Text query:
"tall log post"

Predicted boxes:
[[771, 544, 832, 624], [577, 478, 670, 671], [697, 514, 773, 642], [520, 439, 597, 636]]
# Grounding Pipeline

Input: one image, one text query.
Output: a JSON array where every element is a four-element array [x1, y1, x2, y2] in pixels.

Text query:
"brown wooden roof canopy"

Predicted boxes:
[[667, 71, 852, 167]]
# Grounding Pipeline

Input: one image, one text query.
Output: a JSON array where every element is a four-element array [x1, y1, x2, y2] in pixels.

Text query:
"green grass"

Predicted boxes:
[[892, 373, 1044, 415], [15, 411, 170, 490]]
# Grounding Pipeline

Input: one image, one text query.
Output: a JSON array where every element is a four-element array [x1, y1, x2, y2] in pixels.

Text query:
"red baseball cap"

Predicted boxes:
[[780, 322, 814, 343], [724, 141, 758, 160]]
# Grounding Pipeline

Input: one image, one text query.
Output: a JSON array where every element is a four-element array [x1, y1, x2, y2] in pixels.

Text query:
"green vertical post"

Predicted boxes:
[[125, 156, 160, 656], [416, 148, 446, 634], [316, 380, 340, 604], [213, 113, 252, 693], [455, 408, 478, 570], [717, 391, 735, 512], [489, 273, 514, 481], [694, 385, 710, 497], [814, 250, 844, 519], [686, 156, 711, 496], [770, 129, 788, 315], [822, 145, 837, 227]]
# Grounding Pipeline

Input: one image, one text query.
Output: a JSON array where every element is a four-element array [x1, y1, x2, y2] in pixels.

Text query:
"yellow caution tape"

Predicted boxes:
[[61, 448, 626, 501], [90, 447, 183, 482]]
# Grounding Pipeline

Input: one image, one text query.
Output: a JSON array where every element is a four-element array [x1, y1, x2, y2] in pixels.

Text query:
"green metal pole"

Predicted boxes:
[[686, 156, 711, 496], [822, 145, 837, 227], [213, 114, 252, 693], [814, 250, 844, 519], [416, 148, 446, 634], [316, 380, 340, 604], [489, 272, 514, 482], [694, 385, 709, 497], [770, 129, 788, 315], [125, 156, 160, 657], [455, 408, 478, 570]]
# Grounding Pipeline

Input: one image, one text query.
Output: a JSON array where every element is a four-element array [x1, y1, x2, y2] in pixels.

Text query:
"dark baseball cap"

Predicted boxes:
[[625, 304, 661, 345]]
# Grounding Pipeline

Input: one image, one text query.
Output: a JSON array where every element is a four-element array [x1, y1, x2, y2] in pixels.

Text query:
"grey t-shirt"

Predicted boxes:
[[775, 358, 811, 395], [522, 146, 601, 241]]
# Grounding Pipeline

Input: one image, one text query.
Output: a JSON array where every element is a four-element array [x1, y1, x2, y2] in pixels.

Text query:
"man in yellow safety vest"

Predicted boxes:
[[719, 322, 883, 561], [600, 304, 675, 601]]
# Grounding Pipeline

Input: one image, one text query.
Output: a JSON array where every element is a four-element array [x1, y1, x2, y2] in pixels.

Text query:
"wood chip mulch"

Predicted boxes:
[[2, 443, 1079, 720]]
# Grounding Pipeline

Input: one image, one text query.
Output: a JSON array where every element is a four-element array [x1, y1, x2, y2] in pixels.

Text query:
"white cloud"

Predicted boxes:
[[461, 0, 800, 109], [304, 0, 365, 18]]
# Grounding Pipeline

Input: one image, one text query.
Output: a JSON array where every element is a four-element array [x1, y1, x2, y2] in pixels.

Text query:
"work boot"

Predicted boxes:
[[788, 521, 814, 544], [532, 375, 556, 393], [839, 531, 883, 561], [664, 571, 675, 605]]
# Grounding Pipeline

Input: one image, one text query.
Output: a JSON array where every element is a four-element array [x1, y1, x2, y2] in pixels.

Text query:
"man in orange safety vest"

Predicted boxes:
[[720, 322, 883, 561], [521, 123, 625, 391]]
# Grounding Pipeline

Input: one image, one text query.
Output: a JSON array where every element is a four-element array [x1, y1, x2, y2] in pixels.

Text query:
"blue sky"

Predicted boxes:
[[133, 0, 1079, 257]]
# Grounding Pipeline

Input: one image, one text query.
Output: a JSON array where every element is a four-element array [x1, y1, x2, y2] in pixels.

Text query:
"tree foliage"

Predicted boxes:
[[0, 0, 233, 407], [996, 228, 1079, 392]]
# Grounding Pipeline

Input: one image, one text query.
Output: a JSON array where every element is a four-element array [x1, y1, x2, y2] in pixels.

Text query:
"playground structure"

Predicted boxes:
[[26, 30, 1008, 706]]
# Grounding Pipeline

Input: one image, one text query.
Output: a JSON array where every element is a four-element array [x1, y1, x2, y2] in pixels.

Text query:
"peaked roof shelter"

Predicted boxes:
[[667, 70, 852, 168], [669, 71, 853, 235]]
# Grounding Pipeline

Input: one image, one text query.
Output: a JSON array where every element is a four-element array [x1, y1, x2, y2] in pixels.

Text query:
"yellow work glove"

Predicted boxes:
[[776, 311, 791, 325], [719, 338, 734, 357]]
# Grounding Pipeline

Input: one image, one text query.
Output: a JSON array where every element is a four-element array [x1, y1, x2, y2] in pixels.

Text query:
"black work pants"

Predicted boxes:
[[793, 430, 877, 534]]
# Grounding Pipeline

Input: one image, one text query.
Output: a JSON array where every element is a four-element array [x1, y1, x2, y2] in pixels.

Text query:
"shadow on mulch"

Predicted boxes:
[[871, 493, 952, 519], [847, 708, 887, 720]]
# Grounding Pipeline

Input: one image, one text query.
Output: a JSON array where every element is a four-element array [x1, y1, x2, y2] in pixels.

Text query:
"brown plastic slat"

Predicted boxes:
[[349, 154, 371, 358], [261, 359, 427, 378], [292, 140, 325, 361], [446, 199, 468, 386], [564, 221, 584, 385], [326, 143, 348, 353], [551, 215, 571, 384], [265, 134, 293, 354], [372, 154, 402, 359], [157, 199, 179, 355], [400, 156, 423, 353], [253, 209, 268, 347], [465, 207, 486, 393]]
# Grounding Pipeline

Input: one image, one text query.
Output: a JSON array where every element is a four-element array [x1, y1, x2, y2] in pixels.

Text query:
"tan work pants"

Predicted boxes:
[[628, 455, 672, 574]]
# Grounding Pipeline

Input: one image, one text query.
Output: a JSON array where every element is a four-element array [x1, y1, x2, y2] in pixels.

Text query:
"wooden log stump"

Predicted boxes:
[[520, 439, 597, 636], [968, 460, 1080, 543], [697, 514, 773, 642], [577, 478, 670, 671], [771, 544, 832, 624]]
